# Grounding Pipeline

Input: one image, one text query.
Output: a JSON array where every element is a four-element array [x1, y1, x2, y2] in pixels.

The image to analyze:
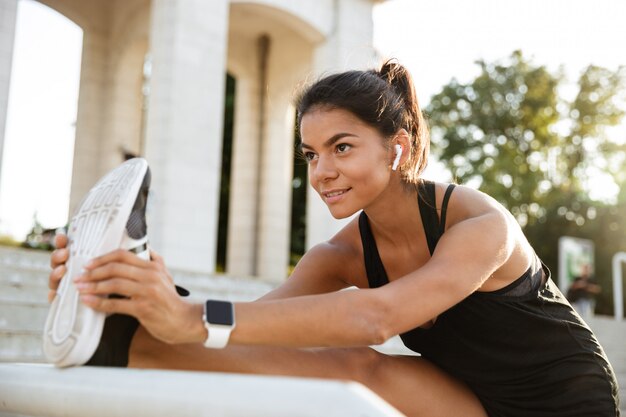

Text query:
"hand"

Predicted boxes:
[[74, 249, 205, 345], [48, 234, 69, 302]]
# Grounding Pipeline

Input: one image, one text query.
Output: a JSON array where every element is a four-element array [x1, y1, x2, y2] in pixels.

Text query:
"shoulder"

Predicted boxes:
[[436, 182, 514, 230], [434, 183, 537, 290], [297, 215, 367, 287]]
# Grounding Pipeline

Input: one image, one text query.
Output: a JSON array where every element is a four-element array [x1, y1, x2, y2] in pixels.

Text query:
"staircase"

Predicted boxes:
[[0, 247, 50, 363], [1, 246, 624, 412], [0, 246, 275, 363]]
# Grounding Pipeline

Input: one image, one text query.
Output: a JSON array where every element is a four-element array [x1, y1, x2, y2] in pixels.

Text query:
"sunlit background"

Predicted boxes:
[[0, 0, 625, 239]]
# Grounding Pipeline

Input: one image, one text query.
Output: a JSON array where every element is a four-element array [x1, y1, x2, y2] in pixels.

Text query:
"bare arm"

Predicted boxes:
[[74, 181, 528, 350], [257, 242, 353, 301], [228, 208, 513, 347], [77, 195, 516, 348]]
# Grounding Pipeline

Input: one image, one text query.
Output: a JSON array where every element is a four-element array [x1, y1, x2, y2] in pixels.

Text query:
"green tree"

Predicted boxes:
[[426, 51, 626, 314]]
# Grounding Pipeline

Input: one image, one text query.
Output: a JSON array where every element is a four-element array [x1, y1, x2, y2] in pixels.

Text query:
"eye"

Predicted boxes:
[[336, 143, 352, 154], [303, 151, 318, 162]]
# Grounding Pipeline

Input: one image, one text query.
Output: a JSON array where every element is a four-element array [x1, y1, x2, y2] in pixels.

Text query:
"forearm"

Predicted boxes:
[[184, 289, 387, 348]]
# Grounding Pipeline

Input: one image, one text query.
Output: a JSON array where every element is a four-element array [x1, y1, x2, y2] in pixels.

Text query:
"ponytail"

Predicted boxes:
[[377, 60, 430, 184], [296, 59, 430, 185]]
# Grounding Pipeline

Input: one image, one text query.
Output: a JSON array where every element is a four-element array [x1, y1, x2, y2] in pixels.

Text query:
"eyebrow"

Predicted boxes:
[[300, 132, 358, 150]]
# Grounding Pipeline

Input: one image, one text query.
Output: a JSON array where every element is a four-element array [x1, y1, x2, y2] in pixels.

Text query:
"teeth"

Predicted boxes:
[[326, 190, 345, 197]]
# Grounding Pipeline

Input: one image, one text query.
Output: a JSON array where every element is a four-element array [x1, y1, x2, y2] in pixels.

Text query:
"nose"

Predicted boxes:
[[311, 154, 338, 184]]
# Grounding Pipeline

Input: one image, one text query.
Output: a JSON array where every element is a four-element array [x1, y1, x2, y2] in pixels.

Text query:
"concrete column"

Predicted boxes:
[[144, 0, 229, 273], [306, 0, 378, 250], [0, 0, 18, 199], [226, 35, 294, 281], [101, 2, 151, 169], [226, 72, 260, 277], [105, 39, 147, 162], [71, 3, 150, 214], [69, 30, 110, 214], [254, 30, 314, 281], [255, 86, 295, 281], [226, 10, 316, 279]]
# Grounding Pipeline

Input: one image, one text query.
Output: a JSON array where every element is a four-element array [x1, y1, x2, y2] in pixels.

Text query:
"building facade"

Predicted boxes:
[[0, 0, 381, 281]]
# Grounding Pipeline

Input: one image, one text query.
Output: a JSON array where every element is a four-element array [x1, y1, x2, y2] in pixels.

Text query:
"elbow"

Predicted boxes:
[[370, 323, 393, 346], [361, 317, 392, 346], [358, 291, 396, 346]]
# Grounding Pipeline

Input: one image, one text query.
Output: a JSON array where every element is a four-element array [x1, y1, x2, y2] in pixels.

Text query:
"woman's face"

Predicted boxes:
[[300, 107, 394, 219]]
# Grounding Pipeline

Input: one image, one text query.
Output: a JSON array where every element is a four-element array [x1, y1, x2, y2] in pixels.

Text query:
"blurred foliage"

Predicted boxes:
[[0, 234, 21, 247], [426, 51, 626, 315]]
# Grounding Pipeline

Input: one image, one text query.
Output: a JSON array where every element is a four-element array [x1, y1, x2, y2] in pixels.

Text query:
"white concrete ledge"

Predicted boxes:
[[0, 363, 404, 417]]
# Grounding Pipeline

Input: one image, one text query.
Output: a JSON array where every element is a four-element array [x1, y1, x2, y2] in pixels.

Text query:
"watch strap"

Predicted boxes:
[[203, 300, 235, 349], [203, 322, 231, 348]]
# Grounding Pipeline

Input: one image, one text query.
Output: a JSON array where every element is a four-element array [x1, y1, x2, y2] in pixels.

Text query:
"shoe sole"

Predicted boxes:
[[43, 158, 150, 367]]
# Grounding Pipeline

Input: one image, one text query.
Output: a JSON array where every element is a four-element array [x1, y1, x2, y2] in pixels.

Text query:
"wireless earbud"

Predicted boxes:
[[392, 144, 402, 171]]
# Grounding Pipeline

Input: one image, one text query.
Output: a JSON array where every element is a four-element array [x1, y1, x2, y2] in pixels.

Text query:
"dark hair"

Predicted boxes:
[[296, 60, 429, 185]]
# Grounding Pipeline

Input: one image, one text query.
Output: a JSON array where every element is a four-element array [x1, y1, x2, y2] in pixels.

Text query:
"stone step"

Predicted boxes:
[[0, 282, 49, 304], [0, 247, 51, 270], [0, 330, 44, 363], [0, 253, 275, 301], [0, 271, 273, 304], [0, 363, 406, 417], [0, 264, 49, 287], [0, 302, 48, 332]]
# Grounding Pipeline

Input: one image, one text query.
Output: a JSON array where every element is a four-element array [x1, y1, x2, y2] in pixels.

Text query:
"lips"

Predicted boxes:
[[321, 188, 351, 203]]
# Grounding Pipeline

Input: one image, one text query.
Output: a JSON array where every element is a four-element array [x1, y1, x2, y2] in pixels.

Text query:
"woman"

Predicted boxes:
[[48, 61, 619, 416]]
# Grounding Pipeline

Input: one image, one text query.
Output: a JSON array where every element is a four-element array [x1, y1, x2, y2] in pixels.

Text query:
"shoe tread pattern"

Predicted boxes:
[[43, 158, 147, 367]]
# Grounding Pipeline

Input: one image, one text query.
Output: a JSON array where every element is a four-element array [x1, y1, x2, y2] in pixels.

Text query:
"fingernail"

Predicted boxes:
[[75, 282, 89, 290], [84, 260, 94, 268], [81, 294, 96, 304]]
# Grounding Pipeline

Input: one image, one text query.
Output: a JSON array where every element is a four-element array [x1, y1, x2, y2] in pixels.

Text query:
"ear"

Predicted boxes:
[[393, 129, 411, 169]]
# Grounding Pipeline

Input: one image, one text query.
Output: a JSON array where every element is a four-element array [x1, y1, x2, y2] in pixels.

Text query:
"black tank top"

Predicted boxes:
[[358, 180, 620, 417]]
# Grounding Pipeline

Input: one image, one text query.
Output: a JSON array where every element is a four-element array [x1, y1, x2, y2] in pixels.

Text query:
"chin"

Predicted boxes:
[[327, 206, 359, 220]]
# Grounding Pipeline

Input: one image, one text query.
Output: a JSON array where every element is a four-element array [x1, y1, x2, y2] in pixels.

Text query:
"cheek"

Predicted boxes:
[[342, 160, 390, 199], [351, 153, 390, 180], [307, 164, 317, 187]]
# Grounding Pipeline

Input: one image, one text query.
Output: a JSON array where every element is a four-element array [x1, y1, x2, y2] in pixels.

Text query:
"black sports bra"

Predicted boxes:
[[358, 180, 544, 296]]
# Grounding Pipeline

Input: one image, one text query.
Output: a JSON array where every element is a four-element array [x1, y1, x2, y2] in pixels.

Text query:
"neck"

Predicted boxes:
[[362, 180, 425, 248]]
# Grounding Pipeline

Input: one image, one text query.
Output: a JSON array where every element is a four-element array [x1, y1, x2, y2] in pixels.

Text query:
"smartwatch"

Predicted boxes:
[[202, 300, 236, 348]]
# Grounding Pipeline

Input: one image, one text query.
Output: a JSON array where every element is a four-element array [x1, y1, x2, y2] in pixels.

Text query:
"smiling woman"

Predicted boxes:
[[46, 60, 619, 416]]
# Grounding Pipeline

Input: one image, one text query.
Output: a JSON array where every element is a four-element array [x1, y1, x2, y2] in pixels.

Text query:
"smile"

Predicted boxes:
[[322, 188, 351, 203]]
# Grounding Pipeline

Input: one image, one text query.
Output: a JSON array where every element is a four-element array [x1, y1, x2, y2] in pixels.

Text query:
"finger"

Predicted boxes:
[[149, 248, 165, 266], [85, 249, 150, 271], [80, 294, 136, 316], [48, 289, 56, 303], [54, 233, 68, 249], [50, 248, 69, 269], [76, 277, 143, 298], [148, 249, 175, 285], [48, 265, 67, 290], [76, 262, 149, 284]]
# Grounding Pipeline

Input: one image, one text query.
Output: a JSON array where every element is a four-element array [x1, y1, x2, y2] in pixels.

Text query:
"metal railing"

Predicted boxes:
[[0, 363, 404, 417]]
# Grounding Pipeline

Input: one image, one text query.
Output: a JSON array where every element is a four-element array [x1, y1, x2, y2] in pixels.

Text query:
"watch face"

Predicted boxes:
[[206, 300, 234, 326]]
